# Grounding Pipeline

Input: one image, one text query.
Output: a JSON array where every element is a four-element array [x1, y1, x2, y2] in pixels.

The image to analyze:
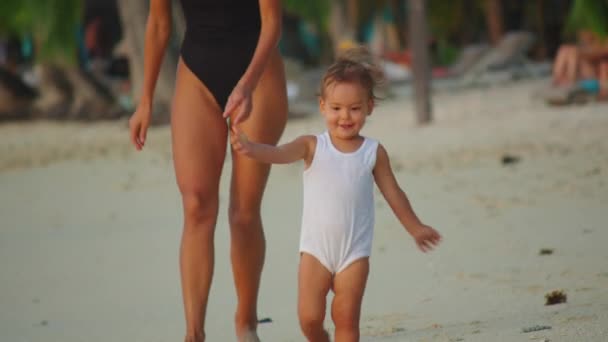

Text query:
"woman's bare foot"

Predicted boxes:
[[238, 330, 261, 342], [184, 332, 205, 342]]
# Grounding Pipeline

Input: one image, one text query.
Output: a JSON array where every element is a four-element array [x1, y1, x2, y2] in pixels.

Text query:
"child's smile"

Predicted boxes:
[[338, 122, 355, 131]]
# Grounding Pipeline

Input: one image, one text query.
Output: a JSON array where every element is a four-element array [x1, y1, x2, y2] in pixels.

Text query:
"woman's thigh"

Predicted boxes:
[[172, 58, 228, 204], [229, 49, 288, 212]]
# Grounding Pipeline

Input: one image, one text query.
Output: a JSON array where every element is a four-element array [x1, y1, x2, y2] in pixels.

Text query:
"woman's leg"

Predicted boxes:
[[228, 49, 288, 339], [331, 258, 370, 342], [172, 59, 228, 342], [298, 253, 332, 342]]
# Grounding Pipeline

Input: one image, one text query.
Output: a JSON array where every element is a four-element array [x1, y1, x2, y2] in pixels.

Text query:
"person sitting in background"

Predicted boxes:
[[552, 30, 602, 87], [578, 33, 608, 99]]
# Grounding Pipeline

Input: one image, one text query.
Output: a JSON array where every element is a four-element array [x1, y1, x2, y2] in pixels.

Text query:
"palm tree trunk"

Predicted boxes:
[[534, 0, 547, 60], [328, 1, 349, 54], [485, 0, 504, 45], [408, 0, 432, 124]]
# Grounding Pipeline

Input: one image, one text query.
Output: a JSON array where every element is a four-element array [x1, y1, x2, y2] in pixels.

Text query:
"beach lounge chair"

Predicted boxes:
[[434, 31, 537, 90]]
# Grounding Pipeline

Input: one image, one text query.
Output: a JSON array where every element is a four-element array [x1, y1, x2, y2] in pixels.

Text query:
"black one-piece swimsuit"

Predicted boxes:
[[179, 0, 261, 109]]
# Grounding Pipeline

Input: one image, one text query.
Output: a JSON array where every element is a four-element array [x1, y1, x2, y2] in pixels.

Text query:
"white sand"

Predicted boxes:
[[1, 79, 607, 341]]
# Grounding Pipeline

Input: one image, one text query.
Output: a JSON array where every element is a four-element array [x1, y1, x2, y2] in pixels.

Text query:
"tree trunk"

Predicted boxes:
[[30, 64, 122, 120], [485, 0, 504, 45], [328, 0, 349, 55], [63, 67, 123, 120], [117, 0, 182, 123], [408, 0, 432, 124], [534, 0, 547, 60]]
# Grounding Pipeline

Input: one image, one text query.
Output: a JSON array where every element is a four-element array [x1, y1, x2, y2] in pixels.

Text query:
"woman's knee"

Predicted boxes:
[[181, 188, 219, 228], [228, 206, 261, 231]]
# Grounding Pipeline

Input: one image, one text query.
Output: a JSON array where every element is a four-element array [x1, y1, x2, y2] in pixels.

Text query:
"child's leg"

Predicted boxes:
[[331, 258, 370, 342], [298, 253, 332, 342]]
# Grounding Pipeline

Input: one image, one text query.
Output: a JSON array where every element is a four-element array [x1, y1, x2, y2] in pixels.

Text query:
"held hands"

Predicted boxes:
[[223, 83, 253, 126], [409, 224, 442, 253], [230, 126, 255, 156], [129, 103, 152, 151]]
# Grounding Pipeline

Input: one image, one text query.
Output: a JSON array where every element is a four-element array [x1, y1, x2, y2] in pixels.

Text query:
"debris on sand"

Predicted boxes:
[[539, 248, 554, 255], [501, 154, 521, 165], [521, 325, 551, 333], [545, 290, 567, 305]]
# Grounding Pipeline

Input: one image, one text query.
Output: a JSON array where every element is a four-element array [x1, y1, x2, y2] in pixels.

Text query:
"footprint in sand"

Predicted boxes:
[[361, 313, 413, 337]]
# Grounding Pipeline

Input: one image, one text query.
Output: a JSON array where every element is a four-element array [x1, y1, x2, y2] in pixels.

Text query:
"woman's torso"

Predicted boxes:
[[179, 0, 261, 40]]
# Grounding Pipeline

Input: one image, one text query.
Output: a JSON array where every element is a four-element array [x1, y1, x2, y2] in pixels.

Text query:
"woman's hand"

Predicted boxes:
[[129, 104, 152, 151], [223, 83, 253, 127]]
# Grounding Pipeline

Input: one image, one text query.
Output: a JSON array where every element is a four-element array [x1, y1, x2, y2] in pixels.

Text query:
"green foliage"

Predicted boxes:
[[435, 39, 459, 66], [427, 0, 485, 66], [565, 0, 608, 38], [427, 1, 463, 40], [283, 0, 331, 33], [427, 0, 484, 41], [0, 0, 83, 65]]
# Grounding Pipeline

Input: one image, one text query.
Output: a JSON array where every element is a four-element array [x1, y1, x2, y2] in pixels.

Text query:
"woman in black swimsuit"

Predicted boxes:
[[128, 1, 287, 341]]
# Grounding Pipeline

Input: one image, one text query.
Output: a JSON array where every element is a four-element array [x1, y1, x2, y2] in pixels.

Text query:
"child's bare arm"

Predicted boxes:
[[373, 144, 441, 252], [231, 128, 315, 165]]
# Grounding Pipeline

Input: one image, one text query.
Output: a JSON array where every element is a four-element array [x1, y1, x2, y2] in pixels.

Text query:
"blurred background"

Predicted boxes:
[[1, 0, 607, 122]]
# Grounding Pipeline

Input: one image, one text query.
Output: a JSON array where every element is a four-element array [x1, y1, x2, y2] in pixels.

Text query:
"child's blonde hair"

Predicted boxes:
[[320, 46, 385, 101]]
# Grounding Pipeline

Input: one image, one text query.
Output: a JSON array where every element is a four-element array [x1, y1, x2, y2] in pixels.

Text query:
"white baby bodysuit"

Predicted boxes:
[[300, 131, 379, 274]]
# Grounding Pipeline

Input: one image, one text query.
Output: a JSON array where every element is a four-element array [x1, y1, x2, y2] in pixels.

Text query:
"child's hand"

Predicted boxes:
[[230, 126, 254, 156], [409, 224, 441, 253]]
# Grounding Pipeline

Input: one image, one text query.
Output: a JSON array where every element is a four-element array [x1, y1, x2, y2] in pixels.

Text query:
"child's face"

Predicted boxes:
[[320, 81, 374, 139]]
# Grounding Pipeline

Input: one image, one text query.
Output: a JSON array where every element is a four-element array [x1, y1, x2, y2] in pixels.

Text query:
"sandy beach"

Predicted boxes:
[[1, 79, 607, 341]]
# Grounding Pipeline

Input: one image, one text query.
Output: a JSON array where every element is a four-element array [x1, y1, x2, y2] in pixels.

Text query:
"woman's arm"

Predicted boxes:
[[238, 0, 282, 91], [231, 130, 315, 166], [128, 0, 172, 150], [139, 0, 173, 109], [222, 0, 282, 122]]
